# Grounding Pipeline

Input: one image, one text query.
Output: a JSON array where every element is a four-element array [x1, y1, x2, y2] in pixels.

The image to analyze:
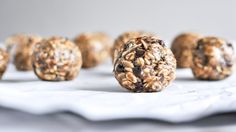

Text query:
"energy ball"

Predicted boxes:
[[192, 37, 235, 80], [171, 33, 202, 68], [13, 35, 42, 71], [112, 31, 154, 63], [0, 48, 9, 79], [5, 34, 27, 52], [74, 32, 112, 68], [32, 36, 82, 81], [113, 36, 176, 92]]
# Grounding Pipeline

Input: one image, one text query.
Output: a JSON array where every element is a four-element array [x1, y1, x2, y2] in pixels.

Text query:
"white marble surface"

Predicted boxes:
[[1, 107, 236, 132], [0, 62, 236, 123]]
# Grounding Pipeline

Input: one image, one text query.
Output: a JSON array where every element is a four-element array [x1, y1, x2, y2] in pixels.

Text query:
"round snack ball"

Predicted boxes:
[[112, 31, 154, 63], [192, 37, 235, 80], [74, 32, 112, 68], [5, 34, 27, 52], [0, 48, 9, 79], [113, 36, 176, 92], [32, 36, 82, 81], [171, 33, 202, 68], [13, 35, 42, 71], [5, 34, 41, 54]]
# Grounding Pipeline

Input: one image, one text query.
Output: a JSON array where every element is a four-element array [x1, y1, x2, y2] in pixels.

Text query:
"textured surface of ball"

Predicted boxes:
[[192, 37, 235, 80], [114, 36, 176, 92], [112, 31, 154, 63], [13, 35, 42, 71], [32, 37, 82, 81], [74, 32, 112, 68], [171, 33, 201, 68]]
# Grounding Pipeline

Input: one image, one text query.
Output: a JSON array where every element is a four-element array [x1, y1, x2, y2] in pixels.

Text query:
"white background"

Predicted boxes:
[[0, 0, 235, 41]]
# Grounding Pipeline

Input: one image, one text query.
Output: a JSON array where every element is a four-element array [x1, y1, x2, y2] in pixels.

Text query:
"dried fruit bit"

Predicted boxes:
[[191, 37, 235, 80], [171, 33, 202, 68], [113, 36, 176, 92], [74, 32, 112, 68], [32, 36, 82, 81]]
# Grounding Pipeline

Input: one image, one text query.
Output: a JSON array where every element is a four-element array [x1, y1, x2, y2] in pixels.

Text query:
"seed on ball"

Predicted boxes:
[[32, 36, 82, 81], [113, 36, 176, 92]]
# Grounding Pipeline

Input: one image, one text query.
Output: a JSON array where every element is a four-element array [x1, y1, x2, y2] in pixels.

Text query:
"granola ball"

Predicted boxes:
[[192, 37, 235, 80], [32, 37, 82, 81], [171, 33, 202, 68], [13, 35, 42, 71], [0, 48, 9, 79], [112, 31, 154, 63], [5, 34, 27, 52], [5, 34, 41, 54], [74, 32, 112, 68], [114, 36, 176, 92]]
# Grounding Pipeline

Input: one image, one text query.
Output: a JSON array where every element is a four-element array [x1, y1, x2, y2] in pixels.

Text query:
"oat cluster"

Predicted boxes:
[[113, 36, 176, 92], [192, 37, 235, 80], [32, 36, 82, 81], [74, 32, 112, 68], [0, 48, 9, 79], [171, 33, 201, 68]]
